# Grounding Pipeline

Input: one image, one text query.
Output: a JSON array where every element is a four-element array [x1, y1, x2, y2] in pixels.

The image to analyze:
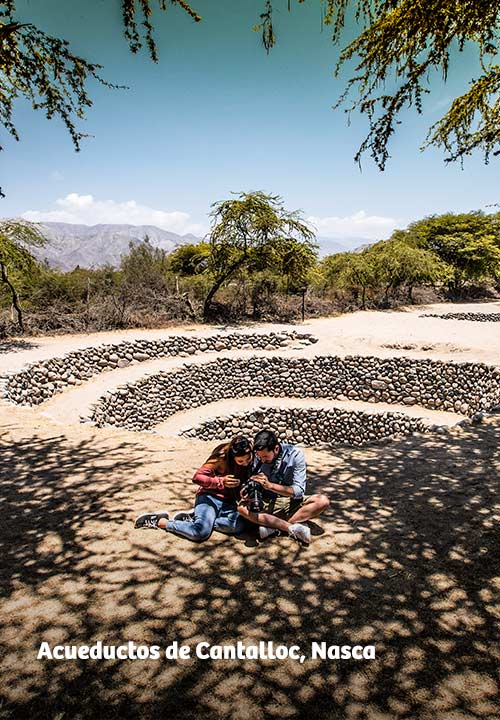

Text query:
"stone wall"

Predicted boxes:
[[421, 312, 500, 322], [179, 405, 431, 446], [3, 331, 315, 406], [90, 355, 500, 432]]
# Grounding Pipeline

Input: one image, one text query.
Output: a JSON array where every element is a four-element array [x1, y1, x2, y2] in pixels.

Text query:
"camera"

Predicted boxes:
[[242, 478, 264, 513]]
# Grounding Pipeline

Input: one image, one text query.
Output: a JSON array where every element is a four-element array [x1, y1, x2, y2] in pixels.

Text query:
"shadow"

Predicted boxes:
[[0, 417, 499, 719], [0, 339, 39, 354]]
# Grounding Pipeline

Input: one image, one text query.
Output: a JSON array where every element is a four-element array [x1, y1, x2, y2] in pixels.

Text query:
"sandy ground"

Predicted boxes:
[[0, 302, 499, 720]]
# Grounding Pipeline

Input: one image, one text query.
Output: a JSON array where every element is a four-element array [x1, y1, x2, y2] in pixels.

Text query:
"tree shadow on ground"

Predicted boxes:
[[0, 339, 39, 354], [0, 418, 499, 720]]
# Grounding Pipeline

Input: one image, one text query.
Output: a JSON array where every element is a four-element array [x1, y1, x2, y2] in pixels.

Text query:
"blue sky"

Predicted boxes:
[[2, 0, 499, 241]]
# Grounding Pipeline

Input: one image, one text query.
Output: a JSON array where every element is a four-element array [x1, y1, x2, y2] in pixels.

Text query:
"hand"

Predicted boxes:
[[223, 475, 240, 488], [251, 472, 272, 490]]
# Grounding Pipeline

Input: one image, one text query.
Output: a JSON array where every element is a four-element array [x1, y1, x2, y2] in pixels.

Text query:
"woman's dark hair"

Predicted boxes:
[[253, 429, 279, 451], [226, 436, 253, 478], [205, 435, 253, 479]]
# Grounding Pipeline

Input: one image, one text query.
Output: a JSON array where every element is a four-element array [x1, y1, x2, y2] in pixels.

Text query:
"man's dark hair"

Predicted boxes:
[[254, 429, 279, 451]]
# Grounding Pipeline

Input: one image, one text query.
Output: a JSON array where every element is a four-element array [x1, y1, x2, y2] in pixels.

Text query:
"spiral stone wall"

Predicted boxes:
[[3, 331, 315, 406], [421, 312, 500, 322], [90, 355, 500, 432], [179, 405, 432, 446]]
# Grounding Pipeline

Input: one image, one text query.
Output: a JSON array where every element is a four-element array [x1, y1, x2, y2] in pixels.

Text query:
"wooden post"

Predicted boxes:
[[301, 286, 306, 322]]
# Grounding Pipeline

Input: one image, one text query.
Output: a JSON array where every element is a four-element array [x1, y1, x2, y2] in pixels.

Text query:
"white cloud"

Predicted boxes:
[[306, 210, 400, 240], [22, 193, 205, 236]]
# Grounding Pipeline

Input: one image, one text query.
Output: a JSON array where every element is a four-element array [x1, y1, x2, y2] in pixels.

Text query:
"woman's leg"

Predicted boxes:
[[214, 502, 247, 535], [165, 495, 221, 542]]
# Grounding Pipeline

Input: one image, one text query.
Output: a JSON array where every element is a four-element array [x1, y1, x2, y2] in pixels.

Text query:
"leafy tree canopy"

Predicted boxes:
[[396, 212, 500, 289], [167, 242, 210, 276], [258, 1, 500, 169], [204, 190, 316, 318], [2, 0, 500, 186], [0, 219, 45, 329]]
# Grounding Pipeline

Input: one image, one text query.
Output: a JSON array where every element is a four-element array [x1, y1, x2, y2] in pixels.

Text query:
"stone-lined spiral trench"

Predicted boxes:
[[89, 355, 500, 447], [3, 330, 314, 405], [3, 329, 499, 448], [421, 312, 500, 322]]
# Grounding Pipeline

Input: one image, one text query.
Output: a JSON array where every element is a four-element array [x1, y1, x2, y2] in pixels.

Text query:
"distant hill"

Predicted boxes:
[[25, 222, 373, 271], [316, 236, 373, 257], [31, 222, 203, 271]]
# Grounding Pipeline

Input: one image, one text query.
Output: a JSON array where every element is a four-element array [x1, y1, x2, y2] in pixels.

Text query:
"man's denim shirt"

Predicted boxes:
[[252, 443, 307, 500]]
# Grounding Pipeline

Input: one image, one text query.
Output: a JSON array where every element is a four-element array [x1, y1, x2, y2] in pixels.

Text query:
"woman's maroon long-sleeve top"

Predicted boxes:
[[192, 462, 247, 501]]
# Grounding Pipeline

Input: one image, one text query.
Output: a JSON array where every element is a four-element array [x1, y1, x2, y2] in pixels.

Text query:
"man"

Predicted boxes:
[[237, 429, 329, 545]]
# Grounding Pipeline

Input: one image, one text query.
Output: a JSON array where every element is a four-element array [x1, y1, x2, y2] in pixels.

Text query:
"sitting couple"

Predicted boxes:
[[134, 429, 329, 545]]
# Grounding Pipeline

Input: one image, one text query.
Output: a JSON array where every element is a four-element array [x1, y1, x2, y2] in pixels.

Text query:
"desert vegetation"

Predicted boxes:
[[1, 198, 500, 336]]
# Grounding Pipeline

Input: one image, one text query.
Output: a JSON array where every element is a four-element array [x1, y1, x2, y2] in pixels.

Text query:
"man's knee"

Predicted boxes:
[[315, 494, 330, 512]]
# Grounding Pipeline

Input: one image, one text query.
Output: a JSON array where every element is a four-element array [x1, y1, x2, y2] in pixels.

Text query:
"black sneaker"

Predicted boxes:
[[172, 509, 195, 523], [134, 510, 169, 529]]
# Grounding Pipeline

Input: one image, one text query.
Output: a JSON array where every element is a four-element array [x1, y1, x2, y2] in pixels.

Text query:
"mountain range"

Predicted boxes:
[[31, 222, 201, 272], [28, 222, 370, 271]]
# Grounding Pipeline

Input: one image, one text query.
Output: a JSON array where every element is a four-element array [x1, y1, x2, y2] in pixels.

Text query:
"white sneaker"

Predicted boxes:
[[172, 509, 195, 523], [259, 526, 279, 540], [288, 523, 311, 545]]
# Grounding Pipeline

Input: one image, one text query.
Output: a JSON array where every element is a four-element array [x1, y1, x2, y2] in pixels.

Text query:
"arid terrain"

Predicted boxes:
[[0, 302, 499, 720]]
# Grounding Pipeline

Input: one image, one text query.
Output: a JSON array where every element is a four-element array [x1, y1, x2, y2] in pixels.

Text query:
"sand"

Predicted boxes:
[[0, 301, 499, 720]]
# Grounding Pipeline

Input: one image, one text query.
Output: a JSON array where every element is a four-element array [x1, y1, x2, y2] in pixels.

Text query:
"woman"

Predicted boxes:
[[134, 436, 253, 542]]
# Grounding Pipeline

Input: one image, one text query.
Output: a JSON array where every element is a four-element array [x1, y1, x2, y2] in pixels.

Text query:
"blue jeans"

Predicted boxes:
[[166, 494, 245, 543]]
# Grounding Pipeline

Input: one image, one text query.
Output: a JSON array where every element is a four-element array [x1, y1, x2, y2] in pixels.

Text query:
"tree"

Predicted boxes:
[[258, 1, 500, 169], [400, 212, 500, 292], [120, 237, 170, 288], [0, 0, 201, 194], [204, 191, 315, 319], [2, 0, 500, 183], [368, 238, 447, 303], [0, 220, 45, 330], [322, 250, 379, 310]]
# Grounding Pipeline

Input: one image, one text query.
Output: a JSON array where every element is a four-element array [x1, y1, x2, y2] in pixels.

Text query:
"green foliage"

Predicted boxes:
[[0, 8, 118, 157], [0, 219, 46, 328], [121, 0, 201, 61], [2, 209, 500, 334], [322, 211, 500, 305], [120, 237, 170, 288], [27, 266, 95, 309], [259, 1, 500, 169], [3, 0, 499, 180], [322, 250, 379, 308], [400, 212, 500, 290], [204, 191, 316, 318], [368, 238, 448, 302], [167, 242, 210, 276], [0, 0, 201, 193], [0, 219, 45, 270]]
